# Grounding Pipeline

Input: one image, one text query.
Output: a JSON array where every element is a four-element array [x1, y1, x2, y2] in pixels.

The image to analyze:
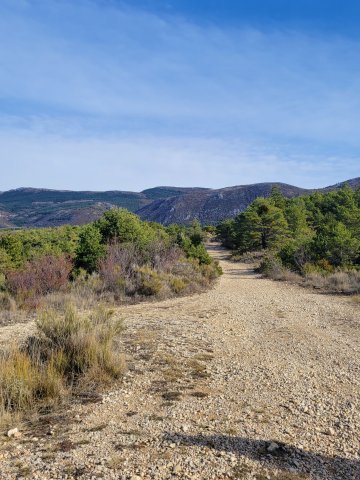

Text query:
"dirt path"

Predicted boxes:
[[1, 245, 359, 479]]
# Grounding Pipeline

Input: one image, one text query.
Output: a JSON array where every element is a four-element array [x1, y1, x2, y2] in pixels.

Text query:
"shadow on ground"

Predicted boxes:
[[163, 433, 360, 479]]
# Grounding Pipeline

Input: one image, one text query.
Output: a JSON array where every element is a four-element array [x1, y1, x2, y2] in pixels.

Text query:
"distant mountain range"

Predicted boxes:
[[0, 178, 359, 228]]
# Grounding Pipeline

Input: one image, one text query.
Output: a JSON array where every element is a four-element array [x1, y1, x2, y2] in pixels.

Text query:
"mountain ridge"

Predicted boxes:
[[0, 178, 358, 228]]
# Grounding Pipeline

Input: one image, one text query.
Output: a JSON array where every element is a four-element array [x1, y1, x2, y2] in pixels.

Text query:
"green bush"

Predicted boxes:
[[75, 224, 106, 273], [136, 267, 163, 296]]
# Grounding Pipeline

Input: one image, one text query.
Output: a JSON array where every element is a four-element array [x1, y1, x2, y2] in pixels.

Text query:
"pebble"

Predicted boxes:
[[7, 428, 21, 438]]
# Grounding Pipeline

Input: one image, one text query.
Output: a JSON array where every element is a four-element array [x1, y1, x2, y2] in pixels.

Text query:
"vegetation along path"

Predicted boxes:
[[1, 245, 359, 479]]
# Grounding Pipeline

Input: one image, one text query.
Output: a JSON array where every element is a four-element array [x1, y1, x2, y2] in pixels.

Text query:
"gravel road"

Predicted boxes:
[[1, 244, 359, 479]]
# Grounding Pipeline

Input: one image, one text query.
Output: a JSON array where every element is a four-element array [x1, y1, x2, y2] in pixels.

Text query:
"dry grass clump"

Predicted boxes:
[[0, 347, 65, 415], [35, 306, 124, 381], [304, 270, 360, 294], [258, 256, 302, 283], [0, 291, 29, 327], [0, 306, 124, 423], [259, 255, 360, 295], [351, 294, 360, 303], [231, 250, 264, 265]]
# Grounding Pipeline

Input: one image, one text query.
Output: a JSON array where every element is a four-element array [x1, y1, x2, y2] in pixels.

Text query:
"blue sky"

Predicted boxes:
[[0, 0, 359, 191]]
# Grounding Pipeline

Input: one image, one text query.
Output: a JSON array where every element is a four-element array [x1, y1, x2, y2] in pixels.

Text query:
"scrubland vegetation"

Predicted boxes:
[[0, 209, 220, 318], [0, 209, 221, 424], [217, 185, 360, 294]]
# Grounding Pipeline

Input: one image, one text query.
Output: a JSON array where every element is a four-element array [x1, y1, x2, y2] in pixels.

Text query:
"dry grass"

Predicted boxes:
[[231, 250, 265, 265], [260, 257, 360, 295], [351, 294, 360, 303], [0, 306, 125, 426]]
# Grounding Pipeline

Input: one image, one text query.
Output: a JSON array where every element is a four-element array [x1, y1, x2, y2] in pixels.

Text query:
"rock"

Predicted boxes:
[[182, 424, 190, 432], [267, 442, 279, 453], [326, 427, 335, 436], [7, 428, 21, 438]]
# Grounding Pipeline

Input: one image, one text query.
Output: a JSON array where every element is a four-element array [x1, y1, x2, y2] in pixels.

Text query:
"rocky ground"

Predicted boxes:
[[0, 245, 359, 479]]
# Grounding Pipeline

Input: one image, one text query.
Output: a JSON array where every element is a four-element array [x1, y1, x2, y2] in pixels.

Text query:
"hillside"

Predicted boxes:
[[0, 179, 359, 228], [138, 178, 360, 224], [0, 186, 207, 228], [137, 182, 310, 225]]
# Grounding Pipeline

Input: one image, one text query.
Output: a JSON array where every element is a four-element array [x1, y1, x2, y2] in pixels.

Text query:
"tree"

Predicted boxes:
[[0, 248, 12, 272], [285, 197, 312, 238], [312, 221, 360, 267], [0, 234, 23, 267], [188, 220, 205, 246], [75, 225, 105, 273], [95, 208, 152, 245], [269, 185, 287, 210], [216, 219, 236, 249], [236, 198, 289, 252]]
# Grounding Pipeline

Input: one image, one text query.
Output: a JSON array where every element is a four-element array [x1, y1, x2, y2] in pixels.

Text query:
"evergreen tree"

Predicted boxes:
[[75, 224, 105, 273]]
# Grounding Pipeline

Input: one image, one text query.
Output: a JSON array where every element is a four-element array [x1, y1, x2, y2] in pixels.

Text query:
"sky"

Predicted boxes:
[[0, 0, 359, 191]]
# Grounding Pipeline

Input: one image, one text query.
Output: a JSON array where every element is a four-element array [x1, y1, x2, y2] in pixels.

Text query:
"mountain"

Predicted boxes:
[[137, 182, 309, 225], [0, 179, 358, 228], [0, 186, 208, 228]]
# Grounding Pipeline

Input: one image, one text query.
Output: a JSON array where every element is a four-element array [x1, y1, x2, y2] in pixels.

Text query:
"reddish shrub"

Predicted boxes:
[[6, 254, 72, 303], [98, 243, 139, 293], [143, 239, 182, 272]]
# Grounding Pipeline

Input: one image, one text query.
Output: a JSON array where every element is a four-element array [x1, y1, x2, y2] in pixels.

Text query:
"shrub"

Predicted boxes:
[[6, 254, 72, 306], [98, 243, 139, 296], [231, 250, 264, 264], [95, 208, 155, 245], [35, 306, 124, 381], [142, 239, 181, 272], [258, 255, 283, 277], [0, 306, 124, 421], [0, 292, 16, 312], [75, 224, 105, 273], [0, 347, 65, 415], [258, 255, 301, 282], [200, 261, 223, 281], [135, 267, 163, 296], [325, 271, 360, 294], [169, 277, 188, 294]]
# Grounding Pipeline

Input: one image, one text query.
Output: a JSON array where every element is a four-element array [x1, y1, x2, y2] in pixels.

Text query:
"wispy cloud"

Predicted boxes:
[[0, 0, 359, 190]]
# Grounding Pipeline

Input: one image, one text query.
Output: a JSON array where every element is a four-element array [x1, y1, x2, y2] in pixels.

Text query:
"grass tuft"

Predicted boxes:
[[0, 306, 124, 425]]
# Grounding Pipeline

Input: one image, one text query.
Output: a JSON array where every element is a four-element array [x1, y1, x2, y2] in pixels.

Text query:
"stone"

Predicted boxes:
[[267, 442, 279, 453], [7, 428, 21, 438]]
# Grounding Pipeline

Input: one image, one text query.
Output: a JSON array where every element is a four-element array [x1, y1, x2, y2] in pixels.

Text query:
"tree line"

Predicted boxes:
[[217, 185, 360, 274]]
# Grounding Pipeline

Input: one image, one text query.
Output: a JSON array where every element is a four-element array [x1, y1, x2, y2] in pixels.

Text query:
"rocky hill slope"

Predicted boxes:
[[0, 179, 358, 228]]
